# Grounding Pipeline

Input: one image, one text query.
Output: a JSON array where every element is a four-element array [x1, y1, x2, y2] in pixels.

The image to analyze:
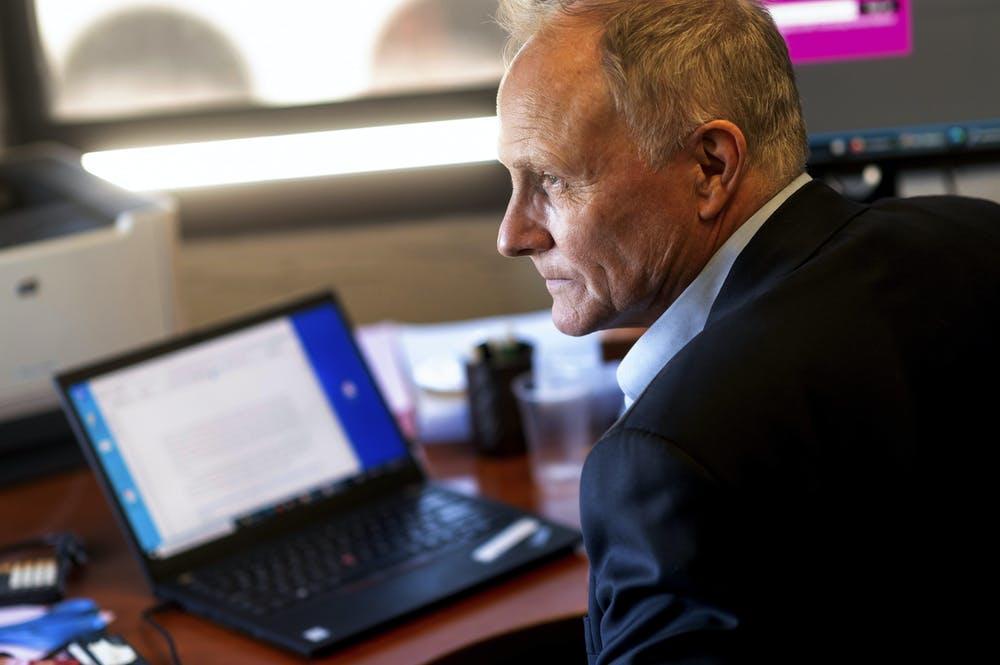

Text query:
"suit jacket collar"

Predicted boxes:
[[706, 180, 868, 326]]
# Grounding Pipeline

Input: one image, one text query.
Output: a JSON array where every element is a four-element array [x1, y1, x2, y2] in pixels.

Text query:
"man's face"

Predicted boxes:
[[496, 26, 708, 336]]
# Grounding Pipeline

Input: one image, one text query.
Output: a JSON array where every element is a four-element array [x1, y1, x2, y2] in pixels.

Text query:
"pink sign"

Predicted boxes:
[[765, 0, 913, 65]]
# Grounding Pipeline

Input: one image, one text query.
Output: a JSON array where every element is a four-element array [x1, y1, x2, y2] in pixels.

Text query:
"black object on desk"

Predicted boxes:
[[466, 338, 533, 457], [0, 533, 86, 606], [57, 631, 151, 665]]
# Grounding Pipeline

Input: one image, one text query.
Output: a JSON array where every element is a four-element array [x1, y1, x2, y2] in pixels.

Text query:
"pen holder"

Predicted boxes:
[[465, 339, 533, 457]]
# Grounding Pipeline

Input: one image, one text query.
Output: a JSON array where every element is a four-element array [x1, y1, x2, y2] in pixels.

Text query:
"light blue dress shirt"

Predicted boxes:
[[617, 173, 812, 408]]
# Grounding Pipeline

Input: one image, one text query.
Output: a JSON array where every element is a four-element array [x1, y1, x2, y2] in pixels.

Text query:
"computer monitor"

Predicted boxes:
[[765, 0, 1000, 164]]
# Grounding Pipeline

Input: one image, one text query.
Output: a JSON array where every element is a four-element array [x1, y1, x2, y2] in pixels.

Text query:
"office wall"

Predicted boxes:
[[176, 209, 551, 328], [0, 34, 7, 148]]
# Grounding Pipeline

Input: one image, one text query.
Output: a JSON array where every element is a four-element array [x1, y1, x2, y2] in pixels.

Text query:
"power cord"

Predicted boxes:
[[141, 601, 184, 665]]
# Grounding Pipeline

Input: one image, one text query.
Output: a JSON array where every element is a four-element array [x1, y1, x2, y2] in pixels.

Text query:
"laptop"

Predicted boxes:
[[54, 291, 580, 656]]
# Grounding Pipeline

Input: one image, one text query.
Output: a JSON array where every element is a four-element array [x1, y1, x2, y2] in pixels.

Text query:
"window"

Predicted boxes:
[[32, 0, 506, 121]]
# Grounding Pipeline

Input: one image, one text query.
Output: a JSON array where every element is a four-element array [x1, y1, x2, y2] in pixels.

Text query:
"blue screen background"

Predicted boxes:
[[289, 303, 409, 470]]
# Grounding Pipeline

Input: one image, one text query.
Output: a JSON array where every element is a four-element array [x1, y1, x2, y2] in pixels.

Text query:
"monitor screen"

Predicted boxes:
[[764, 0, 1000, 163], [769, 0, 912, 65], [67, 302, 409, 559]]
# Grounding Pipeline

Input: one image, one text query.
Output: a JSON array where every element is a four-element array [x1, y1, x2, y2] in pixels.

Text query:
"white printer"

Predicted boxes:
[[0, 147, 179, 474]]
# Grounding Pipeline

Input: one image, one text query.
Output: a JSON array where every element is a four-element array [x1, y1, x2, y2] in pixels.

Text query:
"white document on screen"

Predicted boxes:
[[88, 319, 360, 555]]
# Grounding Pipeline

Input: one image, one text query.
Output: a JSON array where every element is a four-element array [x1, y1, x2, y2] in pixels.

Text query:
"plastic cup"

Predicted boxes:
[[511, 373, 593, 485]]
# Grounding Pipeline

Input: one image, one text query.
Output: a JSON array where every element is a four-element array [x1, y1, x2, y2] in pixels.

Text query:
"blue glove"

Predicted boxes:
[[0, 598, 108, 653]]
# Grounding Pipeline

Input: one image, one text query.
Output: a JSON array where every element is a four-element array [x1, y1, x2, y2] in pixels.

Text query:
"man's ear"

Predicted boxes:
[[689, 120, 747, 221]]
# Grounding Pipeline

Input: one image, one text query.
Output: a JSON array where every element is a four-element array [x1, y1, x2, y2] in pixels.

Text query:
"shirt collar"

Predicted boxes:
[[616, 172, 812, 407]]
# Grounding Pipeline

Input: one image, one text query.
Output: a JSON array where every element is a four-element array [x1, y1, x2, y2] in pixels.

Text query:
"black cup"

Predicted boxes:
[[465, 339, 533, 457]]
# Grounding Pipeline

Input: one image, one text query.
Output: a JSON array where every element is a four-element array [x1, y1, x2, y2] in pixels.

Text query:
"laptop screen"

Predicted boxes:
[[66, 301, 410, 559]]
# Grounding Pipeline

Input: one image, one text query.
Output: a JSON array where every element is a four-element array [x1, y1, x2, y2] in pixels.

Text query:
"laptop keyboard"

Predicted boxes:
[[183, 486, 505, 616]]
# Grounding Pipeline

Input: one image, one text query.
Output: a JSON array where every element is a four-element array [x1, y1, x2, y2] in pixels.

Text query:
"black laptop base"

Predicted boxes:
[[159, 483, 579, 657]]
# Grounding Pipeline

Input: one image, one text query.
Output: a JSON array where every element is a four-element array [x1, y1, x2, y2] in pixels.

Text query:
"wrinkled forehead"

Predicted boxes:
[[497, 23, 617, 160]]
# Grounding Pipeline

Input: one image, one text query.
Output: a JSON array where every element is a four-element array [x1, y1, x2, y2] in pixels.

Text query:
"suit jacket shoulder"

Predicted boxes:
[[622, 183, 1000, 492]]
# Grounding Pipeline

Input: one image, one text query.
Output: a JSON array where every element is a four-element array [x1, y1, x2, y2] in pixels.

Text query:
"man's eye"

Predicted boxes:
[[541, 173, 563, 190]]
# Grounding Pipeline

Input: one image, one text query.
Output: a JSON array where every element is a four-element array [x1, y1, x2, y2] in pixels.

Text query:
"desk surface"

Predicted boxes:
[[0, 443, 588, 664]]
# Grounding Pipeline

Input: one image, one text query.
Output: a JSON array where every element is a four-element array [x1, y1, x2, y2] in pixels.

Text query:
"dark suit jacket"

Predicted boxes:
[[580, 181, 1000, 663]]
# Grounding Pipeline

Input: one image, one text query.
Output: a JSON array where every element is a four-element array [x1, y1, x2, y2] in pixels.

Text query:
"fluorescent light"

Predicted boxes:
[[767, 0, 860, 29], [81, 116, 500, 191]]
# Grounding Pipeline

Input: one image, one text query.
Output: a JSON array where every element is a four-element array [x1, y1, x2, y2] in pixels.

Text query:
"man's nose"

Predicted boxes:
[[497, 197, 554, 258]]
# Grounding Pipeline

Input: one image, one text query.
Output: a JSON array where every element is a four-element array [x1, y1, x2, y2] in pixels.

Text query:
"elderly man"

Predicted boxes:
[[495, 0, 1000, 662]]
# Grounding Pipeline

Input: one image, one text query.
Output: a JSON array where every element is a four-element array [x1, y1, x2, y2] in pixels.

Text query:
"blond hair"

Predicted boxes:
[[497, 0, 808, 182]]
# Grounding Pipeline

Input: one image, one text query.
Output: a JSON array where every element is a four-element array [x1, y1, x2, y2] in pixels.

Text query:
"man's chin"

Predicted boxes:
[[550, 303, 600, 337]]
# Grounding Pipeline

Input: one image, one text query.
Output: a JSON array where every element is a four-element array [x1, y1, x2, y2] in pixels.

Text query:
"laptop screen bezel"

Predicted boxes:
[[54, 290, 425, 583]]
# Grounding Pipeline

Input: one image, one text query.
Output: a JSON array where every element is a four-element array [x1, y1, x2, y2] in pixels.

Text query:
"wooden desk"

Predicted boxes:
[[0, 443, 588, 664]]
